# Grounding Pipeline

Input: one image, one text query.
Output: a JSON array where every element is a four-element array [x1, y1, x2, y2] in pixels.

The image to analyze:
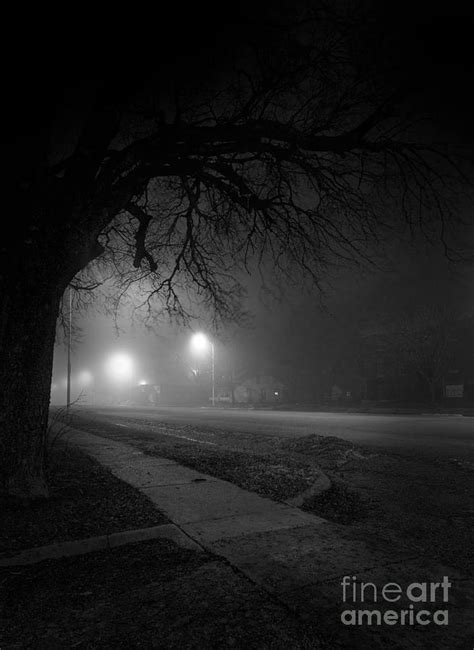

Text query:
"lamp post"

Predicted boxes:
[[211, 341, 215, 407], [66, 287, 72, 409], [191, 332, 215, 406]]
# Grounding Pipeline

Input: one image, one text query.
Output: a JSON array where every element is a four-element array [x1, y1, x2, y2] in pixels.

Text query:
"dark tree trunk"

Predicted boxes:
[[0, 281, 62, 499]]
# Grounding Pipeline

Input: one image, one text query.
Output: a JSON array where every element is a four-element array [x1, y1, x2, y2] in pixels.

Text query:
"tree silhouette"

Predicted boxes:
[[393, 307, 456, 406]]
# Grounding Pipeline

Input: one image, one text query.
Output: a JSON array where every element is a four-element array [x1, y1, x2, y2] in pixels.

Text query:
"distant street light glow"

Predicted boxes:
[[191, 332, 211, 353], [190, 332, 215, 406], [106, 353, 135, 382], [138, 379, 148, 385], [78, 370, 93, 385]]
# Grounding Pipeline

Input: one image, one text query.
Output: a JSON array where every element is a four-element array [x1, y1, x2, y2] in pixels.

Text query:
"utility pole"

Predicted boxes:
[[190, 332, 216, 407], [66, 287, 72, 409], [211, 341, 215, 407]]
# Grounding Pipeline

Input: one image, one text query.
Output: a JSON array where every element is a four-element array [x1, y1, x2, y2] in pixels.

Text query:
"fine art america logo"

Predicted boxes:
[[340, 576, 451, 626]]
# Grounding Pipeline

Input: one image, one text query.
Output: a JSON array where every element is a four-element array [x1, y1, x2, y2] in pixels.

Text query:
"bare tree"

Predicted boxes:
[[360, 306, 459, 405], [1, 4, 472, 498], [394, 307, 455, 406]]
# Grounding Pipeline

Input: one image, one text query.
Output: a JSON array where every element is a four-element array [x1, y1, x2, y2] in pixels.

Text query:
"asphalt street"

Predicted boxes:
[[74, 405, 474, 462]]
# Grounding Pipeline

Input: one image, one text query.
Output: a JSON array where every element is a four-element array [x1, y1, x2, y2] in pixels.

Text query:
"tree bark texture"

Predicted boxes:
[[0, 216, 101, 500], [0, 280, 62, 498]]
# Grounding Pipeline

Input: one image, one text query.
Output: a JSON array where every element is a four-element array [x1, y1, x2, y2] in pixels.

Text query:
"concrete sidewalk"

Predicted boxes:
[[66, 426, 474, 649], [69, 426, 325, 542]]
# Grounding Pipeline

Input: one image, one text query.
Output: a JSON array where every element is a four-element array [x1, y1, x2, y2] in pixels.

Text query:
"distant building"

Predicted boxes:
[[343, 314, 474, 406], [131, 381, 209, 406], [234, 375, 285, 404], [131, 383, 160, 405]]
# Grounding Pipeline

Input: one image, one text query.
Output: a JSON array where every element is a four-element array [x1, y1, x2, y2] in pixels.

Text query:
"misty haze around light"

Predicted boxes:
[[51, 218, 473, 407]]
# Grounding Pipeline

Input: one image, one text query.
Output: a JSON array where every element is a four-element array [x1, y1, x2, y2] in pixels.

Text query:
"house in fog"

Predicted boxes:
[[233, 375, 285, 405], [338, 312, 474, 406]]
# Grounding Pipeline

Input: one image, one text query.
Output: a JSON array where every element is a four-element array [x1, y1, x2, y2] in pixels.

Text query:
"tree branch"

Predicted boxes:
[[126, 203, 158, 272]]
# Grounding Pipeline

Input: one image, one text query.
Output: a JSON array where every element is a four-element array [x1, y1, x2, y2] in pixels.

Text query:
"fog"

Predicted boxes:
[[51, 223, 473, 407]]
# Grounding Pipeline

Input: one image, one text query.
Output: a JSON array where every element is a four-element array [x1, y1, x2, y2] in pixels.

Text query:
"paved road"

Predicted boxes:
[[75, 405, 474, 461]]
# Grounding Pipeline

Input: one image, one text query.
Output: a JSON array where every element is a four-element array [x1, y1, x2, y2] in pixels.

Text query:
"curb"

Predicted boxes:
[[284, 472, 332, 508], [0, 523, 203, 567]]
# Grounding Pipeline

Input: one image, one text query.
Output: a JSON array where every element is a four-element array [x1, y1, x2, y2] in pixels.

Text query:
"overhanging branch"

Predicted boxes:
[[126, 203, 158, 272]]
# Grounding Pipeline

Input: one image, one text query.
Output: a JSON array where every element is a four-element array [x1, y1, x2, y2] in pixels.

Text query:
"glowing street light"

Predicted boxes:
[[105, 352, 135, 403], [190, 332, 215, 406], [105, 353, 135, 382]]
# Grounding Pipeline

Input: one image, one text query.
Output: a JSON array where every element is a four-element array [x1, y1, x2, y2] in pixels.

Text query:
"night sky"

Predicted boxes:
[[7, 2, 474, 192]]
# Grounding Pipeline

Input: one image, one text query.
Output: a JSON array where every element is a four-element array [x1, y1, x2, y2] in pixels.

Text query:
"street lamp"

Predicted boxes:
[[66, 287, 72, 409], [106, 353, 134, 380], [190, 332, 215, 406], [105, 353, 135, 402]]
